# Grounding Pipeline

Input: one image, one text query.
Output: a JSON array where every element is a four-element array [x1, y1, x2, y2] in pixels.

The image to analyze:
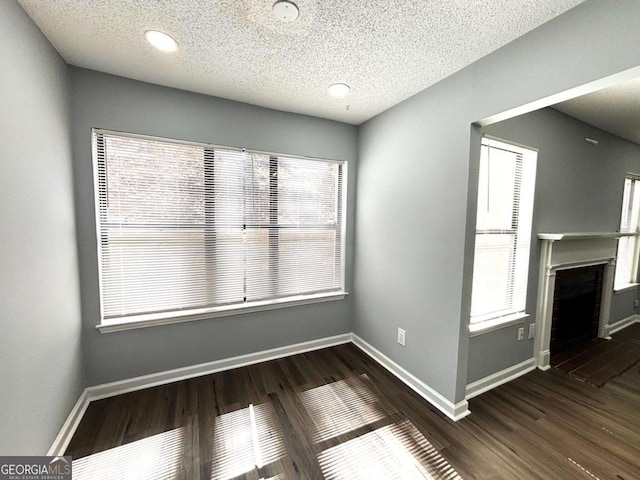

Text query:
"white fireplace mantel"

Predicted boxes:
[[538, 232, 632, 241], [533, 232, 630, 370]]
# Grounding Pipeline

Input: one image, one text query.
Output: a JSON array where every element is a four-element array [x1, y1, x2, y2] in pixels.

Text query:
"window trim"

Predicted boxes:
[[469, 135, 538, 331], [469, 312, 529, 337], [613, 282, 639, 294], [96, 291, 348, 333], [92, 129, 348, 332], [614, 173, 640, 292]]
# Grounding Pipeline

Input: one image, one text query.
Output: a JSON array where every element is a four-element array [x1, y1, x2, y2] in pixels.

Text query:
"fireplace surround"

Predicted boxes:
[[534, 232, 631, 370]]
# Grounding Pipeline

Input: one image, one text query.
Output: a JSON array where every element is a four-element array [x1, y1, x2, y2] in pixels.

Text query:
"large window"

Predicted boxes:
[[470, 137, 537, 331], [614, 174, 640, 290], [94, 130, 346, 328]]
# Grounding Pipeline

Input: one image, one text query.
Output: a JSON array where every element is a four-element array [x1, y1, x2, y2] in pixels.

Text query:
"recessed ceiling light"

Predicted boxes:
[[272, 1, 299, 22], [145, 30, 178, 52], [328, 83, 350, 98]]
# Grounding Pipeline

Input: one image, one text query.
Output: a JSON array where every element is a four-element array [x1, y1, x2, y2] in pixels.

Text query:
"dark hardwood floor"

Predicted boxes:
[[551, 323, 640, 386], [66, 340, 640, 479]]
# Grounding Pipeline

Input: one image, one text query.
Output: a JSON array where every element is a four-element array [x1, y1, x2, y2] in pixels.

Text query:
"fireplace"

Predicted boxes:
[[534, 232, 627, 370], [550, 264, 604, 355]]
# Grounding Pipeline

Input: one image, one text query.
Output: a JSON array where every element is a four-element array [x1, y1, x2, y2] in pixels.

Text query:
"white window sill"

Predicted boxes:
[[97, 291, 348, 334], [614, 283, 640, 294], [469, 312, 529, 337]]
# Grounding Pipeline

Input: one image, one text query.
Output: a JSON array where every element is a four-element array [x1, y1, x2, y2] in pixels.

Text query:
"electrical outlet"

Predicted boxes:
[[397, 328, 406, 347], [517, 327, 524, 341], [528, 323, 535, 339], [634, 299, 640, 308]]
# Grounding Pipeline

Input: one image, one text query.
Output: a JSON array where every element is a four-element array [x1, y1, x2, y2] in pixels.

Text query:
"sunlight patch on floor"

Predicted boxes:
[[73, 427, 185, 479], [211, 402, 286, 480], [297, 375, 391, 443], [299, 375, 461, 480], [317, 420, 461, 480]]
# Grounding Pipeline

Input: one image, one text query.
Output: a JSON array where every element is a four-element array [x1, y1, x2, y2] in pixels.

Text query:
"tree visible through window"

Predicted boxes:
[[94, 130, 345, 325]]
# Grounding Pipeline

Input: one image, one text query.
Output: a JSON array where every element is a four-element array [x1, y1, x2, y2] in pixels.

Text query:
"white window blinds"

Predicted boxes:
[[470, 137, 537, 325], [614, 175, 640, 289], [94, 130, 345, 324]]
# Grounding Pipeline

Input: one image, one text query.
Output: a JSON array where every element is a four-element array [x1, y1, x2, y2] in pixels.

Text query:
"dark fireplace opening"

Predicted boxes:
[[550, 264, 604, 355]]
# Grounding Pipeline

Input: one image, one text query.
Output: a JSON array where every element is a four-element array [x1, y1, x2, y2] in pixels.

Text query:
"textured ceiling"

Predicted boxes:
[[19, 0, 585, 124], [554, 77, 640, 146]]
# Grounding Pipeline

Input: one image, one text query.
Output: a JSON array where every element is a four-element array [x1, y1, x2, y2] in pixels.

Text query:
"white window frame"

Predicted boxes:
[[92, 129, 347, 333], [469, 136, 537, 335], [614, 174, 640, 292]]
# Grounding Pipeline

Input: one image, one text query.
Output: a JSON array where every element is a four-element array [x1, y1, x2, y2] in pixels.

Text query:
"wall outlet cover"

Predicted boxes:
[[397, 328, 406, 347]]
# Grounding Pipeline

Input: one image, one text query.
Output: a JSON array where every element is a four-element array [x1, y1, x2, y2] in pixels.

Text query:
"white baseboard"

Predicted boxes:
[[47, 389, 91, 456], [537, 348, 551, 371], [50, 318, 639, 454], [49, 333, 351, 455], [87, 333, 352, 401], [607, 314, 640, 336], [465, 357, 536, 400], [51, 331, 476, 454], [351, 334, 470, 422]]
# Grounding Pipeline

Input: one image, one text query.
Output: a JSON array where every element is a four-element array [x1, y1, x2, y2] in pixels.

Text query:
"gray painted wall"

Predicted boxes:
[[0, 1, 83, 454], [355, 76, 472, 401], [4, 0, 640, 454], [69, 68, 358, 386], [355, 0, 640, 404], [611, 289, 638, 326], [467, 108, 640, 383]]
